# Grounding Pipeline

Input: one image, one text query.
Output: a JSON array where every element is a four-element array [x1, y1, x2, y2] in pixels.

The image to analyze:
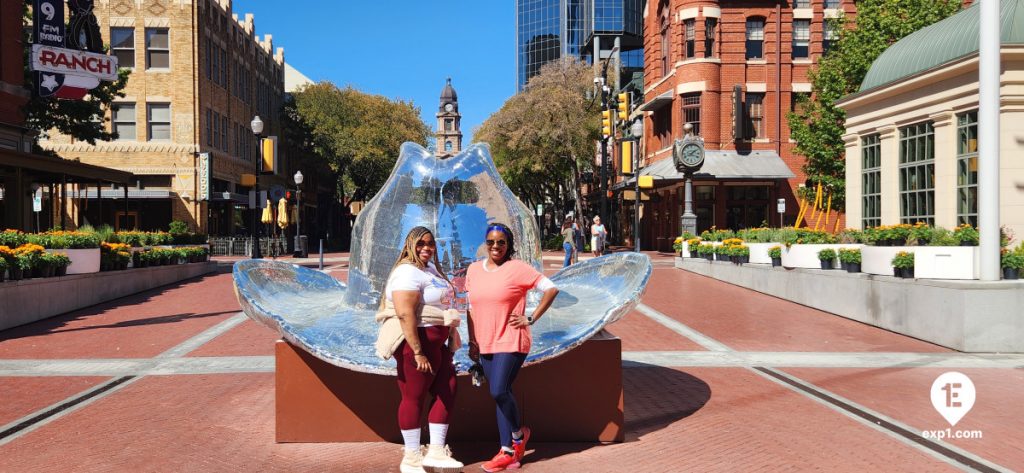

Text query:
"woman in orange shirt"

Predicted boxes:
[[465, 223, 559, 472]]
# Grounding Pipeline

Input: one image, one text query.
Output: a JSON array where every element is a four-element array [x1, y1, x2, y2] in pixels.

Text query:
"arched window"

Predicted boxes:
[[746, 17, 765, 59], [445, 141, 453, 152]]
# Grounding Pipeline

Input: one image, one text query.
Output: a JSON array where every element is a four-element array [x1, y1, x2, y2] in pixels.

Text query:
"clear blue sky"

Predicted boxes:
[[235, 1, 516, 144]]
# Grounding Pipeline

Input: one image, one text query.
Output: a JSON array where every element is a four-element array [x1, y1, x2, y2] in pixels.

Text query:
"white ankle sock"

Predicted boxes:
[[501, 446, 515, 454], [512, 430, 523, 441], [401, 428, 421, 452], [428, 423, 449, 446]]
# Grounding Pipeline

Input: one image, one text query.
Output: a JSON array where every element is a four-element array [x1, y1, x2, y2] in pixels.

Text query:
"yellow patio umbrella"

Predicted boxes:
[[277, 197, 290, 229], [260, 199, 274, 224]]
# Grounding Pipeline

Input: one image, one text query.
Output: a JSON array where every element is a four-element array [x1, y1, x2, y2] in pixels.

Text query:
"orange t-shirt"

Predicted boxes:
[[465, 259, 543, 354]]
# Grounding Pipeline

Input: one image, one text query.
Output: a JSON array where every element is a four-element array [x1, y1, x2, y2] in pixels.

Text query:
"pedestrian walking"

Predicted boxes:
[[560, 220, 576, 267], [375, 226, 465, 473], [591, 216, 607, 257], [466, 223, 560, 472]]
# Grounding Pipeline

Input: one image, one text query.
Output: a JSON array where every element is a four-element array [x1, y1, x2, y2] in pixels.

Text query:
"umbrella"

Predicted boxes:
[[277, 198, 290, 229], [260, 199, 273, 224]]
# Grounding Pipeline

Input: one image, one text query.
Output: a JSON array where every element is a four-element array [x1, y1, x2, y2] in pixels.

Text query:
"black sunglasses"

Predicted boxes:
[[416, 240, 436, 248], [485, 239, 508, 247]]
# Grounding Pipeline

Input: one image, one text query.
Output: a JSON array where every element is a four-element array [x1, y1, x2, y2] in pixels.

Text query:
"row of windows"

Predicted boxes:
[[112, 103, 170, 141], [205, 34, 277, 118], [650, 91, 770, 150], [860, 112, 979, 228], [792, 0, 843, 8], [205, 108, 255, 163], [109, 27, 169, 69]]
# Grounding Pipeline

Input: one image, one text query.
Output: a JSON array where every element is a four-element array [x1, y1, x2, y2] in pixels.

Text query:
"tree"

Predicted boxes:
[[475, 57, 599, 223], [288, 82, 430, 202], [787, 0, 960, 209], [21, 3, 131, 145]]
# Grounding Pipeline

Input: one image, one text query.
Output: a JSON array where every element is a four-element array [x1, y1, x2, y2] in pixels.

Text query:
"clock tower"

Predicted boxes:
[[435, 77, 462, 158]]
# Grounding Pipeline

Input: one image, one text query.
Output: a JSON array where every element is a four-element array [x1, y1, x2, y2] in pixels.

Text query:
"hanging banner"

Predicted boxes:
[[30, 0, 117, 100], [198, 153, 212, 201]]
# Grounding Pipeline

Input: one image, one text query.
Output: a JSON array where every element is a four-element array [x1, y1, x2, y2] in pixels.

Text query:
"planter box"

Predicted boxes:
[[63, 248, 101, 275], [781, 244, 861, 270], [747, 243, 777, 265], [862, 246, 978, 279], [862, 246, 906, 276]]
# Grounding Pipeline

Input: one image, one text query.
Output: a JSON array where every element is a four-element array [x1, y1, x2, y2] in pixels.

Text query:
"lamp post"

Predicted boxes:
[[293, 170, 306, 258], [630, 119, 643, 253], [250, 115, 264, 259]]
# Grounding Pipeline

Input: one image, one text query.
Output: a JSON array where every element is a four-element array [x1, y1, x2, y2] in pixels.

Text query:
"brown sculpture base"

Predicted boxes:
[[275, 330, 623, 443]]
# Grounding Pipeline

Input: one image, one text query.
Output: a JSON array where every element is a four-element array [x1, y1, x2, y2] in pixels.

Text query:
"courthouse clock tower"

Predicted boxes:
[[436, 77, 462, 158]]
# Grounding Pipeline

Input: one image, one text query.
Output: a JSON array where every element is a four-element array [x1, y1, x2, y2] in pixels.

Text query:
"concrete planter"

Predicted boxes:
[[746, 243, 777, 265], [63, 248, 101, 275], [913, 246, 978, 280], [862, 246, 906, 276], [781, 244, 861, 269]]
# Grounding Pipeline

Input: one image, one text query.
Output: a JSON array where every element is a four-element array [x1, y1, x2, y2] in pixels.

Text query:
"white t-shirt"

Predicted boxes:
[[386, 262, 453, 316]]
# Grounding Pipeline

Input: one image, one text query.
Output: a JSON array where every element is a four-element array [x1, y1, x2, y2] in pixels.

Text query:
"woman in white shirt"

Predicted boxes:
[[376, 226, 464, 473], [591, 215, 607, 257]]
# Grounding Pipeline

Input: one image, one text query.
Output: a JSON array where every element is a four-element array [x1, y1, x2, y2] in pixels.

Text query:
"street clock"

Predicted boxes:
[[673, 136, 705, 173]]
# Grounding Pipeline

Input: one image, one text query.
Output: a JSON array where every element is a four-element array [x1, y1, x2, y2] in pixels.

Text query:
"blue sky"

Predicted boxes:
[[235, 1, 516, 144]]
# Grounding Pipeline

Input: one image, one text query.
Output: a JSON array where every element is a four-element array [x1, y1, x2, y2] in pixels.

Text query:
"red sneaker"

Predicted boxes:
[[512, 426, 531, 463], [481, 449, 519, 472]]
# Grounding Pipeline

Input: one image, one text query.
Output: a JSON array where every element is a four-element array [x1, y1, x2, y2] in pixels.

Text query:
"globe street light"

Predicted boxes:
[[250, 115, 264, 259], [293, 170, 306, 258]]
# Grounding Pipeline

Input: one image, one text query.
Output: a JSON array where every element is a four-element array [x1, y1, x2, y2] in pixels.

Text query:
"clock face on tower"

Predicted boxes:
[[444, 103, 454, 112], [681, 143, 703, 167]]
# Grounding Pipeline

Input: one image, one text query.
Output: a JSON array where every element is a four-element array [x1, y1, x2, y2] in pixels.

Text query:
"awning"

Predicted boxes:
[[211, 192, 249, 204], [637, 91, 673, 111], [613, 150, 796, 189], [0, 147, 133, 183], [67, 189, 173, 199]]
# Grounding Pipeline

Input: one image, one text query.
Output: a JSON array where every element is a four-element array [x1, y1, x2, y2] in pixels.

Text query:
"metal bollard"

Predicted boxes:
[[319, 239, 324, 270]]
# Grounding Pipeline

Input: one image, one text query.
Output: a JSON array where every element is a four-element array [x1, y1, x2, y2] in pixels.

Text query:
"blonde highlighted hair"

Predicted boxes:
[[380, 226, 451, 309]]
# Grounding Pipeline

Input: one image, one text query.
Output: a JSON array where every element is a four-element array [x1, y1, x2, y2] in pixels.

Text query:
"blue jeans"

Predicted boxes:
[[480, 352, 527, 448], [563, 242, 573, 267]]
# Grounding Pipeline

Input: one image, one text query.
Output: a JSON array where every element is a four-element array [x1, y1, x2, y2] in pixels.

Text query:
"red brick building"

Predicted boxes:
[[628, 0, 853, 249]]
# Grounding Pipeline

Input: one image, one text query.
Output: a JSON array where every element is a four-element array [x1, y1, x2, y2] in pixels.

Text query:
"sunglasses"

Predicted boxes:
[[485, 239, 508, 247], [416, 240, 436, 248]]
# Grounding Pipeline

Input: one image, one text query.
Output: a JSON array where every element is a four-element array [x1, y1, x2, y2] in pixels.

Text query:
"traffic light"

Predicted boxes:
[[621, 141, 633, 175], [617, 92, 630, 122], [601, 110, 612, 137]]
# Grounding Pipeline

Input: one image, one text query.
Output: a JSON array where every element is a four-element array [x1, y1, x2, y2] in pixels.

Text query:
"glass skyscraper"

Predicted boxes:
[[516, 0, 643, 91]]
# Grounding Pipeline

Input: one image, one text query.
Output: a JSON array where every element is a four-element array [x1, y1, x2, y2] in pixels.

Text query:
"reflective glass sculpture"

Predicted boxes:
[[233, 143, 652, 375]]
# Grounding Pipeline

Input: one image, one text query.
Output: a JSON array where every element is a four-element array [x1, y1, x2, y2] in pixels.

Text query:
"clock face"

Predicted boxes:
[[681, 143, 703, 166], [444, 103, 454, 112]]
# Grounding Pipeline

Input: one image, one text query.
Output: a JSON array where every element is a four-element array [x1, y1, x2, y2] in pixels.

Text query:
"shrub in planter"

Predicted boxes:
[[954, 224, 979, 246], [1001, 245, 1024, 280], [928, 228, 960, 247], [892, 251, 915, 278], [768, 245, 782, 267], [13, 244, 44, 277], [817, 248, 837, 270], [0, 229, 28, 248], [908, 222, 933, 246], [838, 248, 862, 273], [687, 238, 701, 256], [0, 257, 6, 282], [733, 245, 750, 264], [697, 244, 714, 260], [49, 253, 71, 276], [714, 244, 731, 261]]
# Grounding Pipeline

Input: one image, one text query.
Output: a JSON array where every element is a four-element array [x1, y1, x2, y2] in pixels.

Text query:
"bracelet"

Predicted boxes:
[[413, 351, 425, 357]]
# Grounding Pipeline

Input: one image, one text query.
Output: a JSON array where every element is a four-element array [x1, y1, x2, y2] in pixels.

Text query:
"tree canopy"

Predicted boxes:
[[286, 82, 430, 202], [787, 0, 961, 209], [475, 57, 599, 220]]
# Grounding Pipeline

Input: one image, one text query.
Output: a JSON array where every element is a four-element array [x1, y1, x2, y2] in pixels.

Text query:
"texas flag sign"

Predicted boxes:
[[30, 0, 117, 100]]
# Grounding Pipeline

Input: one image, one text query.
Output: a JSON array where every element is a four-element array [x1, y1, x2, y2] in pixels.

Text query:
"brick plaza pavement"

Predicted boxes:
[[0, 251, 1021, 472]]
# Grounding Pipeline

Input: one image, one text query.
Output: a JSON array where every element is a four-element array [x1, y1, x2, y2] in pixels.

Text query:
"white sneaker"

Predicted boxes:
[[422, 444, 464, 473], [400, 447, 427, 473]]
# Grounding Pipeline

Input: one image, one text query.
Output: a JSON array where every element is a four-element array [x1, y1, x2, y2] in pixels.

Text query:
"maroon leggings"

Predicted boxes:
[[394, 325, 457, 430]]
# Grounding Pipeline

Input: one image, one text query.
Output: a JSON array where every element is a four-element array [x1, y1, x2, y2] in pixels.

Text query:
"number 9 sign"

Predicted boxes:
[[40, 2, 56, 20]]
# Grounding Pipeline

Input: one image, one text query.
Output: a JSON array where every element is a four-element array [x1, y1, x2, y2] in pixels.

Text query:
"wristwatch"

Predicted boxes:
[[527, 315, 534, 325]]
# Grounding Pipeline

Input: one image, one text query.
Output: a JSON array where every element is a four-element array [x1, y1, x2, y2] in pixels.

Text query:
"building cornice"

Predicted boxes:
[[41, 142, 199, 154]]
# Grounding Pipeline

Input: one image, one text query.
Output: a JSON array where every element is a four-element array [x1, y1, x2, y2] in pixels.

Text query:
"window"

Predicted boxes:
[[899, 121, 935, 225], [861, 135, 881, 229], [823, 20, 838, 54], [205, 37, 212, 80], [793, 20, 810, 58], [704, 18, 717, 58], [110, 27, 134, 68], [145, 28, 169, 69], [445, 141, 453, 152], [220, 47, 227, 86], [745, 93, 764, 139], [113, 103, 136, 141], [957, 111, 979, 227], [206, 109, 213, 146], [146, 103, 170, 141], [653, 104, 673, 150], [682, 93, 700, 136], [684, 19, 695, 59], [445, 119, 453, 132], [824, 0, 841, 8], [660, 3, 671, 76], [220, 116, 228, 151], [794, 0, 811, 7], [212, 111, 220, 149], [746, 18, 765, 59]]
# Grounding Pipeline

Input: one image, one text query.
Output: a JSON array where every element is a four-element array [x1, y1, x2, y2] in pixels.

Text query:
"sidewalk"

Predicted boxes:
[[1, 256, 1020, 472]]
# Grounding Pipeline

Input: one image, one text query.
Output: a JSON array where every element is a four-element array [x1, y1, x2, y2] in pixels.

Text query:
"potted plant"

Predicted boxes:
[[697, 243, 713, 261], [687, 238, 701, 257], [1001, 246, 1024, 280], [768, 246, 782, 267], [0, 257, 6, 282], [51, 253, 71, 276], [892, 251, 915, 278], [953, 224, 979, 246], [838, 248, 862, 273], [817, 248, 837, 270], [715, 245, 730, 262], [13, 243, 44, 278], [733, 245, 750, 264]]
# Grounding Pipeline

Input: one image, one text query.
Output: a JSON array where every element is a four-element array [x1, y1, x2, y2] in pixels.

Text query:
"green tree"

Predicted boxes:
[[787, 0, 960, 209], [475, 57, 599, 220], [21, 3, 131, 145], [288, 82, 430, 201]]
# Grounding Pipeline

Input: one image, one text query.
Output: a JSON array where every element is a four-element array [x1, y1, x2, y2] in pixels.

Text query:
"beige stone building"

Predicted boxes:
[[40, 0, 287, 234], [838, 0, 1024, 239]]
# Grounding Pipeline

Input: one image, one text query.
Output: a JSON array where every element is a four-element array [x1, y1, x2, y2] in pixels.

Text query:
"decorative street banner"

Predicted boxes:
[[198, 153, 212, 201], [30, 0, 117, 100]]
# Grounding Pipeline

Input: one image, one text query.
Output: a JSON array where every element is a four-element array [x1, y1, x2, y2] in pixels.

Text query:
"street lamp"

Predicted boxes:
[[293, 170, 306, 258], [250, 115, 264, 259], [630, 119, 643, 253]]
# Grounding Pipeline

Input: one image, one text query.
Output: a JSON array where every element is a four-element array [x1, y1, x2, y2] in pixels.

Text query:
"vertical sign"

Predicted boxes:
[[197, 153, 212, 201], [33, 0, 65, 98]]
